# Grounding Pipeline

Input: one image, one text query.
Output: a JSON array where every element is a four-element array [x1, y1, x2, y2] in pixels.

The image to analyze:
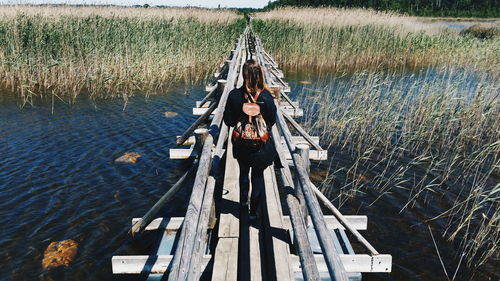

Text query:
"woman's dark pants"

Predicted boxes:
[[238, 160, 265, 216]]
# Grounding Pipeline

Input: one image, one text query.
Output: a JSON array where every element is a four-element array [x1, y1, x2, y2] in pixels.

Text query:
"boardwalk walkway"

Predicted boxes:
[[112, 27, 391, 281]]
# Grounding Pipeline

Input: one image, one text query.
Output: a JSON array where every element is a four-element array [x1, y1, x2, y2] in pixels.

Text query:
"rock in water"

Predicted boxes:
[[115, 152, 141, 164], [164, 111, 178, 118], [42, 240, 78, 269]]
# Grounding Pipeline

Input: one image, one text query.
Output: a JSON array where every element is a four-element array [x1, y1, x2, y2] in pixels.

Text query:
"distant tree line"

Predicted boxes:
[[264, 0, 500, 17]]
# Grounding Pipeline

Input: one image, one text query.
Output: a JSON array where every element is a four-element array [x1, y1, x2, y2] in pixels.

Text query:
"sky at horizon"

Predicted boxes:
[[0, 0, 273, 8]]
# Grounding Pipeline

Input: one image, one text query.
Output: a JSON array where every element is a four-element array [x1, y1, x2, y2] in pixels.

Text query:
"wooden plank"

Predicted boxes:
[[206, 84, 217, 92], [170, 148, 326, 161], [112, 255, 210, 274], [197, 101, 299, 108], [270, 125, 320, 281], [132, 217, 183, 231], [193, 107, 302, 117], [275, 99, 349, 281], [249, 225, 263, 281], [211, 129, 240, 281], [131, 215, 367, 232], [178, 135, 317, 146], [218, 129, 240, 238], [291, 254, 392, 273], [283, 215, 367, 230], [262, 167, 294, 281], [111, 254, 392, 274], [212, 238, 239, 281]]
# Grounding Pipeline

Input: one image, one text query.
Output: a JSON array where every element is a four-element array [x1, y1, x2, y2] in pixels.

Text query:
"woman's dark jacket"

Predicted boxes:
[[223, 87, 277, 169]]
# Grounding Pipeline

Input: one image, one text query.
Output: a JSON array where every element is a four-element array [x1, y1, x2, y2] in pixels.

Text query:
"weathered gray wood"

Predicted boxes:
[[194, 128, 208, 155], [262, 166, 295, 281], [212, 238, 239, 281], [168, 28, 248, 281], [167, 133, 214, 281], [211, 133, 240, 280], [177, 102, 217, 145], [193, 106, 303, 117], [129, 160, 199, 235], [177, 134, 316, 146], [295, 144, 310, 226], [197, 101, 299, 108], [292, 151, 349, 281], [310, 181, 380, 255], [198, 79, 226, 108], [111, 254, 392, 274], [188, 124, 230, 280], [271, 125, 320, 281], [275, 99, 349, 281], [278, 90, 299, 110], [218, 129, 240, 238], [249, 224, 263, 281], [169, 148, 327, 160], [282, 111, 323, 151], [131, 215, 368, 232]]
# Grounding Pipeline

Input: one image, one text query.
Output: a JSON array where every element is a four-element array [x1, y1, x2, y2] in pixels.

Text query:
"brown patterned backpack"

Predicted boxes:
[[232, 91, 269, 151]]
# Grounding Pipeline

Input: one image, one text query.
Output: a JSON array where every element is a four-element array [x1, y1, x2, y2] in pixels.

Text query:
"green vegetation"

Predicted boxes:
[[265, 0, 500, 17], [0, 6, 245, 105], [252, 8, 500, 73], [254, 7, 499, 269], [299, 67, 499, 267]]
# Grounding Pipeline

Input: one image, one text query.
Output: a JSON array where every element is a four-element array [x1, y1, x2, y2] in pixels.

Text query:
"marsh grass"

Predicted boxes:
[[299, 67, 499, 267], [252, 8, 500, 73], [0, 6, 245, 105]]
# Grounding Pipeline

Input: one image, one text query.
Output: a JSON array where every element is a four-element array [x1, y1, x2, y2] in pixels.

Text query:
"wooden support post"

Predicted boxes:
[[167, 133, 214, 281], [279, 90, 298, 109], [194, 128, 208, 155], [282, 111, 323, 151], [296, 144, 310, 225], [271, 126, 320, 281], [310, 182, 380, 256], [168, 32, 244, 281], [176, 102, 217, 145], [216, 79, 227, 100], [297, 144, 310, 173], [275, 100, 349, 281], [129, 161, 199, 236]]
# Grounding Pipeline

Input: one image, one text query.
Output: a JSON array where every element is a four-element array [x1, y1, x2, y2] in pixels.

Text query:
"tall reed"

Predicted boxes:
[[0, 6, 245, 105], [299, 67, 499, 267], [252, 8, 500, 73]]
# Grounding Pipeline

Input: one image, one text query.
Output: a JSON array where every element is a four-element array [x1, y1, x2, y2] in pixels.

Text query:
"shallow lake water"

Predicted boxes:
[[0, 69, 497, 280]]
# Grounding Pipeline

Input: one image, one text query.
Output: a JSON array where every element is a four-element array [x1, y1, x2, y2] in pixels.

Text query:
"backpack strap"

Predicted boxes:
[[247, 91, 261, 103]]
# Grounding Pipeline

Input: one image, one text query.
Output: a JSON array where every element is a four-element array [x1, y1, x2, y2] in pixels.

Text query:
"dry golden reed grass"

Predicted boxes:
[[253, 7, 500, 72], [0, 5, 244, 104], [255, 7, 443, 34], [0, 5, 239, 23]]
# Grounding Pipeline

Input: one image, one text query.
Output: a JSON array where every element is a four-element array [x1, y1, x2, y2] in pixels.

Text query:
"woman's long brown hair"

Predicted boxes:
[[242, 59, 269, 95]]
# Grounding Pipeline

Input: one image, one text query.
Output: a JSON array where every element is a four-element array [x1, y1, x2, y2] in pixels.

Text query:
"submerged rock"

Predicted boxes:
[[42, 240, 78, 269], [164, 111, 178, 118], [115, 152, 141, 164]]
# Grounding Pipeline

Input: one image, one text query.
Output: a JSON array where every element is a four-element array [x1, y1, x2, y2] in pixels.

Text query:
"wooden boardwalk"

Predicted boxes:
[[112, 27, 391, 281]]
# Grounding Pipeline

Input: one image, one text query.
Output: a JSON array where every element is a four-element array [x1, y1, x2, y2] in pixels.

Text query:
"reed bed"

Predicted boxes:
[[0, 5, 240, 22], [252, 8, 500, 72], [299, 67, 499, 267], [0, 6, 245, 105]]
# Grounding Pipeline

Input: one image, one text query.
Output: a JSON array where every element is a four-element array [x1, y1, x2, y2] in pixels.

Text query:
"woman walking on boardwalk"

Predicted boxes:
[[223, 59, 277, 220]]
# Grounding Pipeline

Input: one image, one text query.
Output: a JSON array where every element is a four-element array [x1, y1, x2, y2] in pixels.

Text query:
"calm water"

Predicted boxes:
[[422, 19, 500, 31], [0, 72, 497, 280]]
